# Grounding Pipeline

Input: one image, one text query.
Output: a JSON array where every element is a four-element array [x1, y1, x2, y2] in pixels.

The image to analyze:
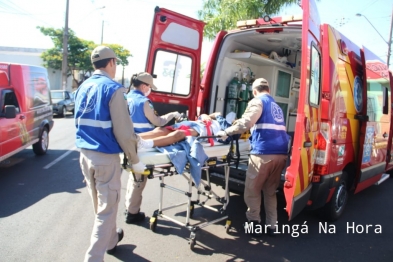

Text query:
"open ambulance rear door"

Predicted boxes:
[[145, 7, 205, 120], [283, 0, 322, 220]]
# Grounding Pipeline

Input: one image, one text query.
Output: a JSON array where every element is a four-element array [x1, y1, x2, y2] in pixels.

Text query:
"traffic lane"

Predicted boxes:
[[110, 174, 393, 262]]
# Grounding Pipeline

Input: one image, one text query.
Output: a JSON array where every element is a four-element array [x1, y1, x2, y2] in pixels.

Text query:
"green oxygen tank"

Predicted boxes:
[[248, 72, 255, 101], [226, 72, 240, 116], [237, 72, 249, 118]]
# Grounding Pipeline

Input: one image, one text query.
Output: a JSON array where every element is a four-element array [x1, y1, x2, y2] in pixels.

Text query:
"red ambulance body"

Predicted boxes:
[[143, 0, 393, 220]]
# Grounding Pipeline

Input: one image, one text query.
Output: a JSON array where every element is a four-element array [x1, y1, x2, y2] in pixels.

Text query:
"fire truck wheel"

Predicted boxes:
[[33, 127, 49, 155], [320, 173, 349, 221]]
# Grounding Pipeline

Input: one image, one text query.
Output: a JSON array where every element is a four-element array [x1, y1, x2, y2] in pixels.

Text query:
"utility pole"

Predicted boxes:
[[61, 0, 69, 90], [387, 7, 393, 68]]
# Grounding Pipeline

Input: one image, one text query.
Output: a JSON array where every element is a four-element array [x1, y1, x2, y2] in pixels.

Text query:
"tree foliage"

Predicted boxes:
[[198, 0, 299, 40], [37, 26, 132, 87]]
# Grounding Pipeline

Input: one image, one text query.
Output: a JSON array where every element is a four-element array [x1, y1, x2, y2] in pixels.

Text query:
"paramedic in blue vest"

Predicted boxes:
[[124, 72, 181, 224], [75, 46, 146, 261], [217, 78, 289, 237]]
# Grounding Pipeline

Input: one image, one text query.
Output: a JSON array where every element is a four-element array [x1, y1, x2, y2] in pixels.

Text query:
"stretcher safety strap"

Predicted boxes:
[[202, 120, 214, 146]]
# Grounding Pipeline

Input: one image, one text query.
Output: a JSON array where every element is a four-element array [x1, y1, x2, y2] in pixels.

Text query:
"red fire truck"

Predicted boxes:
[[143, 0, 393, 221]]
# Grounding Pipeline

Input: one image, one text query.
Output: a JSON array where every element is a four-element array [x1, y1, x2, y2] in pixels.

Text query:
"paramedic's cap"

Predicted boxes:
[[136, 72, 158, 90], [252, 78, 269, 89], [91, 46, 120, 63]]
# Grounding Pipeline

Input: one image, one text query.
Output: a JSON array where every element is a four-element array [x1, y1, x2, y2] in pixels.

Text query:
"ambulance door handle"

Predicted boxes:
[[19, 115, 25, 120], [303, 141, 312, 148]]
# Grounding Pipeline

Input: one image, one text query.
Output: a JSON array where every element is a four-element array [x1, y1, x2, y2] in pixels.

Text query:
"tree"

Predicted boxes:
[[37, 26, 132, 87], [198, 0, 299, 40]]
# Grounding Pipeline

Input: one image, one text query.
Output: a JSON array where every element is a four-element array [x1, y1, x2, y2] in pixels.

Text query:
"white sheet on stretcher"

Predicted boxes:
[[138, 139, 251, 165]]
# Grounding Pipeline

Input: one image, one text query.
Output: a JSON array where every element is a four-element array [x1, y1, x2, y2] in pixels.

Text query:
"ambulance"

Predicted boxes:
[[143, 0, 393, 221], [0, 63, 54, 163]]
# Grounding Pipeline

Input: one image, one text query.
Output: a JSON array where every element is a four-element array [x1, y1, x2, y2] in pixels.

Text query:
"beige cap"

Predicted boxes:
[[252, 78, 269, 89], [136, 72, 158, 90], [91, 46, 120, 63]]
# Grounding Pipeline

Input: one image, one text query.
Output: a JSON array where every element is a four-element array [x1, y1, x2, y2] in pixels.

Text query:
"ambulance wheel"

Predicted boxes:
[[319, 173, 348, 221], [149, 216, 158, 233], [33, 127, 49, 156]]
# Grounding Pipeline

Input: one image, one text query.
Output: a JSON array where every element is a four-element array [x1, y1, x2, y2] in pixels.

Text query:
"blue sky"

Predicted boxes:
[[0, 0, 392, 77]]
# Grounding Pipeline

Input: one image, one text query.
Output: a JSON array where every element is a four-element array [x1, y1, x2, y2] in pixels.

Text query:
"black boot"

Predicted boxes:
[[125, 211, 146, 224]]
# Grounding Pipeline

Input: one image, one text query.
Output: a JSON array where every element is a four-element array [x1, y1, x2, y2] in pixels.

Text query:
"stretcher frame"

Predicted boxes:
[[123, 136, 247, 250]]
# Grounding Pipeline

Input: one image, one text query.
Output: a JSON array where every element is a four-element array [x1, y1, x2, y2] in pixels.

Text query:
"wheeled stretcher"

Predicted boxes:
[[123, 136, 250, 250]]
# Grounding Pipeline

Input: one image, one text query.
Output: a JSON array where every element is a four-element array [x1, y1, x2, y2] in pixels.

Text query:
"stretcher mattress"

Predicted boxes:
[[138, 139, 250, 165]]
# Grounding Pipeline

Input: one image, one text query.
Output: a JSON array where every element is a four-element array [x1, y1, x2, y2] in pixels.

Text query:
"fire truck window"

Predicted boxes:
[[309, 45, 321, 106], [152, 50, 191, 96]]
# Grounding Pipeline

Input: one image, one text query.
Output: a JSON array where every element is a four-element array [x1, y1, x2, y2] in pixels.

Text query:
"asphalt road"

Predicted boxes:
[[0, 114, 392, 262]]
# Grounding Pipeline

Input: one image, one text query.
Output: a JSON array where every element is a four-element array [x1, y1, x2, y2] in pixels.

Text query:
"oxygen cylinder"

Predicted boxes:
[[237, 72, 249, 118], [226, 72, 240, 115], [248, 72, 255, 101]]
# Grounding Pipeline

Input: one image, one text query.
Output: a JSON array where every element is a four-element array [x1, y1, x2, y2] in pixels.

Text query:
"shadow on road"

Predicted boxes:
[[0, 149, 84, 218]]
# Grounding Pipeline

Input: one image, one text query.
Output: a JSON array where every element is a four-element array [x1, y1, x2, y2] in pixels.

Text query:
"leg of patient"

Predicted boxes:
[[139, 127, 171, 139], [137, 129, 199, 149], [152, 129, 198, 147]]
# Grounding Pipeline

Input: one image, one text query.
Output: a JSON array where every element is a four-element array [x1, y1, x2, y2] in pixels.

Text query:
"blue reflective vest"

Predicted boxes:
[[74, 74, 123, 154], [127, 90, 155, 133], [250, 94, 289, 155]]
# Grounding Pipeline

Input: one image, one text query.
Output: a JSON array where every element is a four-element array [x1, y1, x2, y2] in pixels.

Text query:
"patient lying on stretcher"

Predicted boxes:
[[136, 112, 237, 150]]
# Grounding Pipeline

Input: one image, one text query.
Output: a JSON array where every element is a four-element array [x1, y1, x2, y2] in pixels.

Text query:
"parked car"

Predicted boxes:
[[50, 90, 75, 117]]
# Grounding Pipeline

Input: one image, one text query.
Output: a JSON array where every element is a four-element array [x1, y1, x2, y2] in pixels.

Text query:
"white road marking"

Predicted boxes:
[[43, 146, 78, 169]]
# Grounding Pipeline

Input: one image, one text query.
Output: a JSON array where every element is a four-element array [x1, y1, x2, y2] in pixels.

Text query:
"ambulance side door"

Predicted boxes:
[[145, 7, 205, 120], [284, 0, 322, 220]]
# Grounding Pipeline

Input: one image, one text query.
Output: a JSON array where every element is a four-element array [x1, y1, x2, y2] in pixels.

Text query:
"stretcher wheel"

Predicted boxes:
[[225, 220, 232, 234], [149, 217, 158, 233], [189, 232, 196, 250], [189, 238, 196, 250]]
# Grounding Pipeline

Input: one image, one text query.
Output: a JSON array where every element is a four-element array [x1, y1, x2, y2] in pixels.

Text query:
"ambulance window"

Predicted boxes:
[[309, 44, 321, 106], [31, 75, 50, 107], [152, 50, 192, 96], [367, 82, 390, 122], [0, 90, 20, 115]]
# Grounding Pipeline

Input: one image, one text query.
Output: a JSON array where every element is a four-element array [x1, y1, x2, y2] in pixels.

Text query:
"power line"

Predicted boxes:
[[0, 0, 57, 27], [358, 0, 380, 14]]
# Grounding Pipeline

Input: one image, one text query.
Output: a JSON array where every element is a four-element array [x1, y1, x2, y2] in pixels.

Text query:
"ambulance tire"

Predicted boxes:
[[33, 127, 49, 155], [319, 172, 349, 221]]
